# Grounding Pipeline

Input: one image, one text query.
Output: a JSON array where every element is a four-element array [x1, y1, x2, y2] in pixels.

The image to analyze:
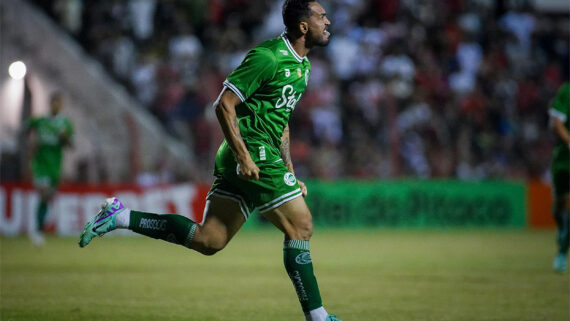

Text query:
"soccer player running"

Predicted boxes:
[[27, 92, 74, 245], [79, 1, 341, 320], [549, 81, 570, 273]]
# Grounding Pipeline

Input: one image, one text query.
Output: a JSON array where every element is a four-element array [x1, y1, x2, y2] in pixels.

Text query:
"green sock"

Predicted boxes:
[[129, 210, 197, 248], [36, 201, 48, 231], [283, 240, 323, 313]]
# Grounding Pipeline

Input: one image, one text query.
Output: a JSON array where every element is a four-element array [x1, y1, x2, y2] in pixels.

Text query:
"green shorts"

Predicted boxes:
[[33, 175, 58, 189], [31, 147, 63, 189], [552, 145, 569, 197], [208, 141, 302, 220], [552, 168, 569, 197], [32, 166, 60, 189]]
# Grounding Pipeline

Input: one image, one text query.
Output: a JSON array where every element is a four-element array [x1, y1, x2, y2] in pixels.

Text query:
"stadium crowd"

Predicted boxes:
[[34, 0, 569, 182]]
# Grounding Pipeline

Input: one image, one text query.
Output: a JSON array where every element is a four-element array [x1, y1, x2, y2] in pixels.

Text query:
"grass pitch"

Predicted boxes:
[[1, 229, 568, 321]]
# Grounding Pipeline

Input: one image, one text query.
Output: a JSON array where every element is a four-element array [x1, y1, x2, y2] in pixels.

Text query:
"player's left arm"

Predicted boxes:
[[281, 124, 307, 197], [60, 119, 74, 148], [23, 118, 38, 156], [552, 117, 570, 146]]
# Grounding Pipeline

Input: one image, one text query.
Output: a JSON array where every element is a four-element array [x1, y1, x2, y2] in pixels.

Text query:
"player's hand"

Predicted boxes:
[[237, 157, 260, 180], [59, 131, 72, 146], [298, 179, 308, 197]]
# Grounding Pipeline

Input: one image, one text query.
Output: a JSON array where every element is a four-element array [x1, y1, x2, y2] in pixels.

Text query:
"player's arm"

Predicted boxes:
[[552, 117, 570, 146], [23, 118, 38, 154], [549, 84, 570, 147], [60, 126, 73, 148], [281, 124, 307, 196], [60, 133, 73, 147], [216, 48, 276, 181], [23, 117, 36, 134], [281, 124, 294, 173], [214, 88, 260, 180]]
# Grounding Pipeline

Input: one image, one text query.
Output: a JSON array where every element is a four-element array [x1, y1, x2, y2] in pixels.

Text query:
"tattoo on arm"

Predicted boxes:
[[281, 125, 294, 173], [232, 117, 242, 139]]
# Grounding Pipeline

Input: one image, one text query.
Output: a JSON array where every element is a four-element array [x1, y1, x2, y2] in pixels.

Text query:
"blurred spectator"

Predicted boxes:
[[34, 0, 569, 182], [128, 0, 157, 41], [54, 0, 83, 34]]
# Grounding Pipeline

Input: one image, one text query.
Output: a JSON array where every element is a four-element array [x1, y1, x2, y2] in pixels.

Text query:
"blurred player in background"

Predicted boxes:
[[26, 92, 73, 245], [549, 82, 569, 273], [79, 1, 341, 320]]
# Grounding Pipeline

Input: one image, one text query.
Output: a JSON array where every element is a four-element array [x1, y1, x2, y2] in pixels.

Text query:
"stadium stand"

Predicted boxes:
[[5, 0, 570, 183], [1, 0, 193, 183]]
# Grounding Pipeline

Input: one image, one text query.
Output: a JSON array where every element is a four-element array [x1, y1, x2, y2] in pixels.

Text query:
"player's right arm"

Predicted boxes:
[[214, 89, 260, 180], [215, 47, 277, 181], [549, 83, 570, 146]]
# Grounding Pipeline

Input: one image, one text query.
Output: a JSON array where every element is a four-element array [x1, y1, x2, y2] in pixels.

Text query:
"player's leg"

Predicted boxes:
[[30, 176, 55, 245], [36, 184, 55, 231], [552, 168, 570, 273], [79, 195, 246, 255], [124, 195, 245, 255], [553, 193, 570, 273], [262, 196, 340, 321], [189, 196, 246, 254]]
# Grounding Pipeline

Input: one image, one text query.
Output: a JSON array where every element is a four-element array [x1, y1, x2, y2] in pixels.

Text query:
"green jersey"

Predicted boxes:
[[222, 33, 311, 163], [549, 82, 569, 172], [27, 114, 73, 185]]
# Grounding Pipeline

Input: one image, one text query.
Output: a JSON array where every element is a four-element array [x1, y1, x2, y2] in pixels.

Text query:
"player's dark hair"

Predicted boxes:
[[282, 0, 313, 36]]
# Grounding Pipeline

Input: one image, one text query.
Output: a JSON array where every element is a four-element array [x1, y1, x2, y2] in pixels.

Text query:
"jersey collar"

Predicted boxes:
[[280, 32, 307, 63]]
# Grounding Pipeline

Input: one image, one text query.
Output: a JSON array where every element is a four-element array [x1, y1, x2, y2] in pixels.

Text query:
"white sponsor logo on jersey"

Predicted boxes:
[[275, 85, 302, 111], [259, 146, 266, 161]]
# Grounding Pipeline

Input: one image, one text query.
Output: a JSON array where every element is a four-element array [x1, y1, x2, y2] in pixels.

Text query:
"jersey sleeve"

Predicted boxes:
[[549, 83, 569, 122], [223, 47, 277, 102]]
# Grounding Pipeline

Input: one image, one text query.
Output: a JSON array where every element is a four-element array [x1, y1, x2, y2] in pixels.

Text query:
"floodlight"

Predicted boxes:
[[8, 61, 27, 80]]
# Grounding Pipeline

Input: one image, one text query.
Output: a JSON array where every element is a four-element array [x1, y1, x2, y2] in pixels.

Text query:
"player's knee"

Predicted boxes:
[[199, 246, 221, 256], [290, 216, 313, 241], [196, 236, 227, 256], [301, 219, 314, 240], [39, 188, 53, 201]]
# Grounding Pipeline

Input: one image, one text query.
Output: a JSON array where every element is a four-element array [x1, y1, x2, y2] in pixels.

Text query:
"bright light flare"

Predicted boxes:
[[8, 61, 27, 80]]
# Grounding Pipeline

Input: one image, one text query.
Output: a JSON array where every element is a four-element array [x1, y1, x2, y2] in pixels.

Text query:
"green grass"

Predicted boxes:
[[1, 229, 569, 321]]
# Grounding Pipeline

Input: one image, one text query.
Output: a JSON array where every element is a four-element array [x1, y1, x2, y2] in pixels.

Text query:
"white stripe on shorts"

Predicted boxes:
[[207, 189, 250, 220], [257, 188, 303, 213]]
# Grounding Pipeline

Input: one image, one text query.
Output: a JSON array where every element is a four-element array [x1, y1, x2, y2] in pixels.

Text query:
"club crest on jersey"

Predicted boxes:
[[284, 172, 297, 186], [275, 85, 302, 112], [297, 68, 302, 77]]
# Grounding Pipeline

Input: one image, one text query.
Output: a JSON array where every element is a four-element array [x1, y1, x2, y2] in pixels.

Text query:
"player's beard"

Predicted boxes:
[[307, 28, 330, 47]]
